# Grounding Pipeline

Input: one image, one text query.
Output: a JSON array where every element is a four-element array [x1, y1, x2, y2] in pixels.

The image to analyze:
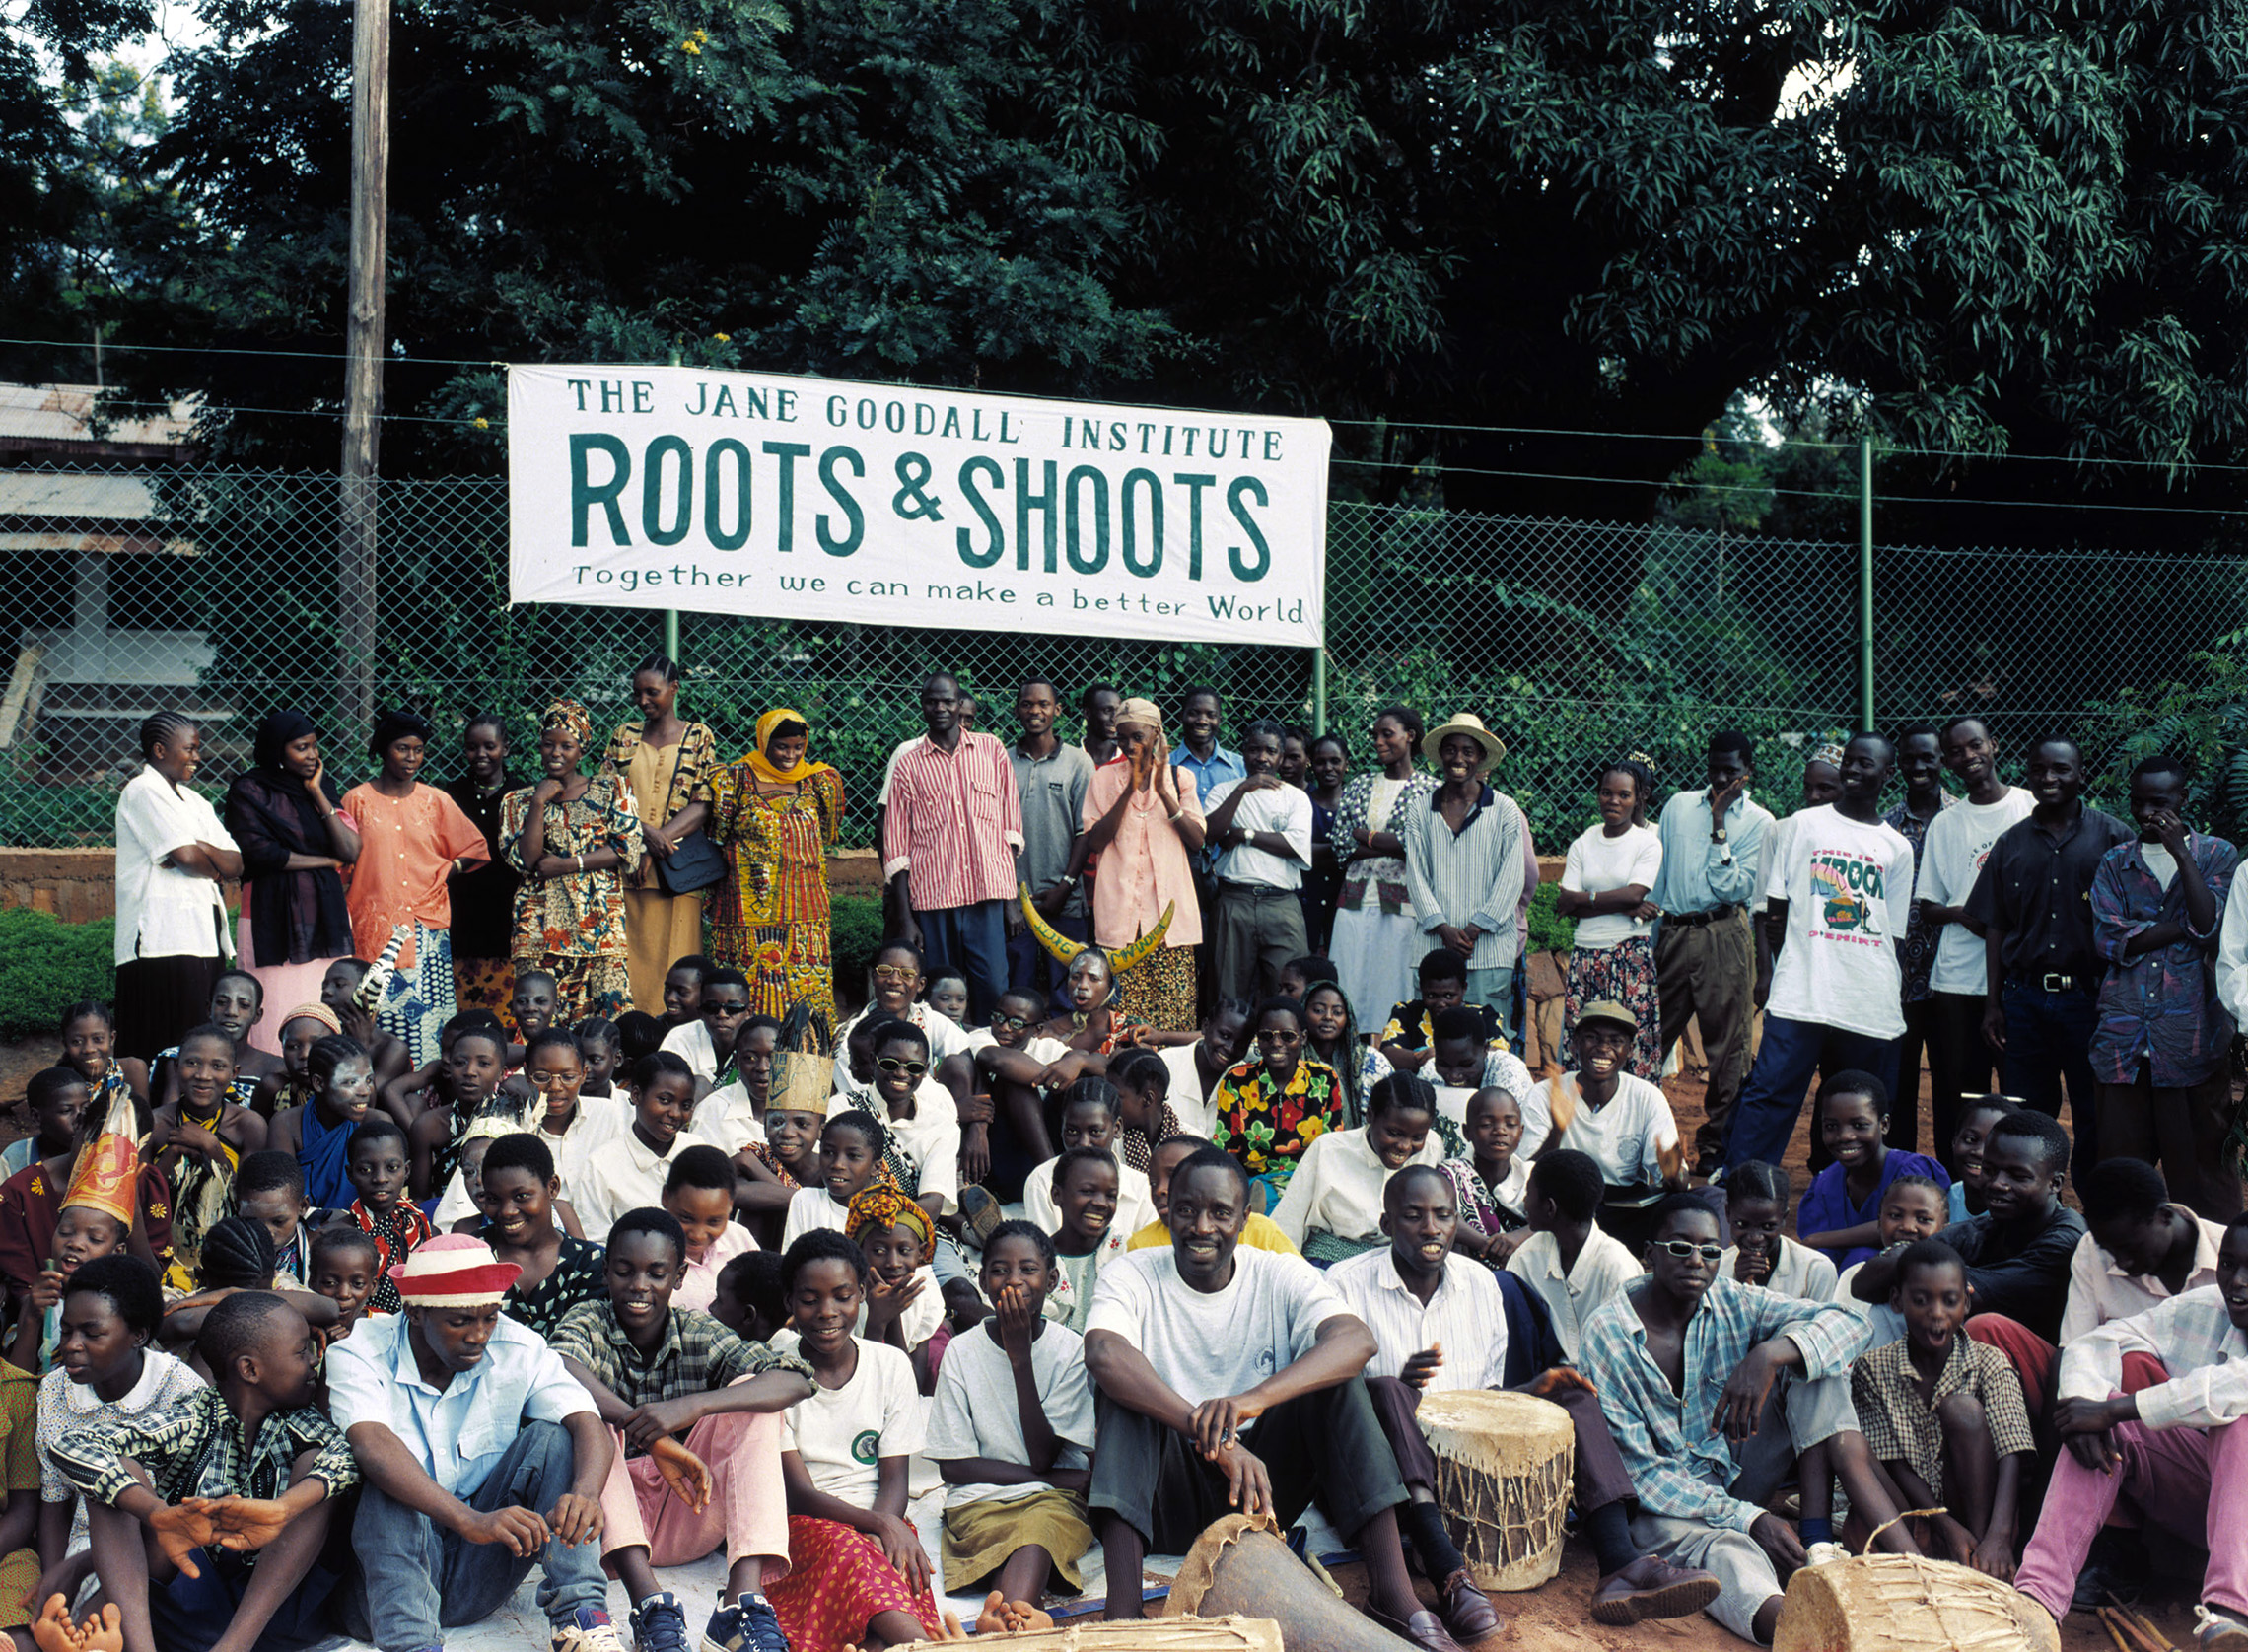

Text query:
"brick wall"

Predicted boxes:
[[0, 849, 118, 923]]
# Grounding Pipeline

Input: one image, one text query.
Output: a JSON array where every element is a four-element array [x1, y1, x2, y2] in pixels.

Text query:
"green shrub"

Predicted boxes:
[[0, 908, 117, 1040], [831, 892, 887, 1009], [1524, 881, 1576, 955]]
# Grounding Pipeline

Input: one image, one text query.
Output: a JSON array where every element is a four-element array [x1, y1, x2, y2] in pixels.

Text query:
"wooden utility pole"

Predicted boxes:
[[338, 0, 390, 731]]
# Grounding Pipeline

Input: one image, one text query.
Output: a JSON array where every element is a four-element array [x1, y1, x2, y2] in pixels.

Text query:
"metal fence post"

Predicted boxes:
[[1859, 434, 1875, 730]]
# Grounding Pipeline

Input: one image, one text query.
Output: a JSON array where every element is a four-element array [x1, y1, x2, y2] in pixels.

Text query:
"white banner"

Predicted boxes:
[[507, 365, 1329, 647]]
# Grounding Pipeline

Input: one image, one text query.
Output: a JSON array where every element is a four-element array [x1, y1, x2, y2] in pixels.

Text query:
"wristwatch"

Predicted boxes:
[[1712, 825, 1729, 844]]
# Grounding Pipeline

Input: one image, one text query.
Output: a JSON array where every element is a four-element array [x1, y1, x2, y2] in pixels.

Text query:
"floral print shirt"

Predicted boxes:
[[500, 774, 645, 962], [1211, 1058, 1345, 1186]]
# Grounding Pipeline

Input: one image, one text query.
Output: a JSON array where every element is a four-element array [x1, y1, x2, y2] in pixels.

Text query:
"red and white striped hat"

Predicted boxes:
[[388, 1233, 523, 1307]]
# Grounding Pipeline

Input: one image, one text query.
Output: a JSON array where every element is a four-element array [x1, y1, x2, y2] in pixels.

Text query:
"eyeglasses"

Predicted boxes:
[[1650, 1240, 1724, 1263], [872, 966, 916, 985], [990, 1012, 1032, 1032], [875, 1057, 929, 1077]]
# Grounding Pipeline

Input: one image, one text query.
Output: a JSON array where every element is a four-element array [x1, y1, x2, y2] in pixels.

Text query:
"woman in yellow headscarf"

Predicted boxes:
[[698, 709, 847, 1018]]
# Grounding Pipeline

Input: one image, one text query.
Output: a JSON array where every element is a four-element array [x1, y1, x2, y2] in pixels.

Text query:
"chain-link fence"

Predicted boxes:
[[5, 459, 2244, 848]]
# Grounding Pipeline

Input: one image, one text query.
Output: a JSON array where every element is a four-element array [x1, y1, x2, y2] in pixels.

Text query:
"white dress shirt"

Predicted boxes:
[[2060, 1208, 2231, 1344], [1720, 1234, 1837, 1302], [324, 1311, 594, 1496], [1203, 777, 1315, 891], [1269, 1127, 1444, 1247], [113, 765, 238, 964], [1326, 1247, 1510, 1390], [2057, 1285, 2248, 1432], [1507, 1226, 1643, 1361], [566, 1127, 716, 1242]]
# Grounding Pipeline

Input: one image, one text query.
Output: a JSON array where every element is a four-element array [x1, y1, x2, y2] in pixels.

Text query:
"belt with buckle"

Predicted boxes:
[[2013, 972, 2081, 994], [1667, 904, 1740, 929]]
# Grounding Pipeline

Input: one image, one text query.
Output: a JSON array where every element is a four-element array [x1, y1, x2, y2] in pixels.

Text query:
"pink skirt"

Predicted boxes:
[[237, 884, 349, 1056]]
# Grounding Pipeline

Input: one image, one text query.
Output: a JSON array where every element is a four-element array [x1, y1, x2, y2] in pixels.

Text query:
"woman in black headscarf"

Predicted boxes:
[[222, 710, 360, 1053]]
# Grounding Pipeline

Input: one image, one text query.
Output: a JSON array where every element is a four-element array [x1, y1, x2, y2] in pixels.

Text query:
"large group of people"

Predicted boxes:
[[43, 678, 2248, 1652]]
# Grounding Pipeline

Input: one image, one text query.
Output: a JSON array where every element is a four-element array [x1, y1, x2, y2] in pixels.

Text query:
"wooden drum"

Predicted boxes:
[[1414, 1389, 1574, 1591], [900, 1618, 1286, 1652], [1775, 1552, 2061, 1652]]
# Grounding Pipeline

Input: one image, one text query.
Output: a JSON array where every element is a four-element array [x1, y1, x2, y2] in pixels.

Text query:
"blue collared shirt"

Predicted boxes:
[[1175, 744, 1244, 870], [325, 1309, 597, 1497], [1651, 787, 1774, 915]]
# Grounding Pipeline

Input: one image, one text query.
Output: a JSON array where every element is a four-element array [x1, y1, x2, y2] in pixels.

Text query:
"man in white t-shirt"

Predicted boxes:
[[1083, 1149, 1468, 1652], [1202, 722, 1316, 1003], [1725, 733, 1917, 1171], [1519, 1001, 1687, 1241], [1916, 717, 2032, 1151]]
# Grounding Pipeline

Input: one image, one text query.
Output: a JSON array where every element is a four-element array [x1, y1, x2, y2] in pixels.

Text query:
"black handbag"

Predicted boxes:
[[653, 828, 727, 895]]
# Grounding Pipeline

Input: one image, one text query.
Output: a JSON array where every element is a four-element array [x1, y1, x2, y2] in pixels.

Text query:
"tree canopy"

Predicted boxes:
[[7, 0, 2248, 539]]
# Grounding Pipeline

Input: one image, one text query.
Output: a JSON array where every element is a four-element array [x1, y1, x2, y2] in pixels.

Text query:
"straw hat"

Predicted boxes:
[[1424, 712, 1507, 774]]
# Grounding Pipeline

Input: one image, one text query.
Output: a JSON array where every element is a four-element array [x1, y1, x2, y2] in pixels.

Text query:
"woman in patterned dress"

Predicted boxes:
[[501, 701, 645, 1021], [604, 654, 719, 1015], [1328, 707, 1436, 1036], [700, 709, 846, 1019]]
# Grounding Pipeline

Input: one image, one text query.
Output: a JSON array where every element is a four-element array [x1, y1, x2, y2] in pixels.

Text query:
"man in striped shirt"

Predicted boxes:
[[1402, 714, 1527, 1039], [885, 671, 1025, 1021]]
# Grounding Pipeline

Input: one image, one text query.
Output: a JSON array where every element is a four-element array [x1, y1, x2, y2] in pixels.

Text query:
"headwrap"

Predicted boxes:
[[280, 1002, 342, 1038], [252, 709, 317, 773], [540, 700, 594, 745], [843, 1184, 934, 1250], [62, 1082, 140, 1231], [1809, 741, 1847, 769], [1115, 697, 1164, 734], [388, 1232, 523, 1307], [742, 708, 839, 785], [369, 706, 434, 758]]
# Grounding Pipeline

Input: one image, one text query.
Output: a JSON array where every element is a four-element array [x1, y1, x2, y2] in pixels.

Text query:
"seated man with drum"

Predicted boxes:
[[1327, 1163, 1722, 1629], [1083, 1147, 1466, 1652], [1581, 1195, 1921, 1645]]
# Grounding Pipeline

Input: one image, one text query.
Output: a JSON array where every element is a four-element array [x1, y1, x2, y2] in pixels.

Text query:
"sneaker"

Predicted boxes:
[[553, 1607, 628, 1652], [1803, 1542, 1850, 1568], [957, 1185, 1003, 1250], [2197, 1605, 2248, 1652], [630, 1593, 691, 1652], [704, 1594, 791, 1652]]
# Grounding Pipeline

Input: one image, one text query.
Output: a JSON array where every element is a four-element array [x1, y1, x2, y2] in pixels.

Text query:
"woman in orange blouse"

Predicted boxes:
[[339, 708, 491, 1067]]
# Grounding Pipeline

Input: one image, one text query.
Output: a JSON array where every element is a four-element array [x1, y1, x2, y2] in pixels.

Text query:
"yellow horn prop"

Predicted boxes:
[[1107, 901, 1176, 977], [1019, 883, 1089, 968]]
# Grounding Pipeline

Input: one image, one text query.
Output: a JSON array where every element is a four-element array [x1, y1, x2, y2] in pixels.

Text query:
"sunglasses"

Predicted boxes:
[[990, 1012, 1032, 1032], [1651, 1240, 1724, 1263], [872, 966, 917, 985], [875, 1057, 929, 1077]]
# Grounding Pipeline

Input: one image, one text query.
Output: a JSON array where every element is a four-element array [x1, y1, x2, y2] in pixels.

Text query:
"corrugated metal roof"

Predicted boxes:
[[0, 382, 198, 447], [0, 470, 162, 517]]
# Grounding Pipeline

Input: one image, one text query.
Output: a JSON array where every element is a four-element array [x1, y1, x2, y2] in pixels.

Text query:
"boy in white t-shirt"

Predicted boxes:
[[1917, 717, 2032, 1151], [1726, 734, 1917, 1171], [1506, 1149, 1644, 1361], [1081, 1148, 1447, 1646], [1022, 1080, 1154, 1238], [1519, 1001, 1686, 1241]]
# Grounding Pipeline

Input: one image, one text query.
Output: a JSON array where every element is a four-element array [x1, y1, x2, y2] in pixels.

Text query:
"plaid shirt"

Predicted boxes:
[[2057, 1283, 2248, 1433], [548, 1300, 810, 1458], [1580, 1274, 1870, 1533], [1852, 1334, 2034, 1501], [2089, 833, 2238, 1086], [49, 1386, 357, 1528]]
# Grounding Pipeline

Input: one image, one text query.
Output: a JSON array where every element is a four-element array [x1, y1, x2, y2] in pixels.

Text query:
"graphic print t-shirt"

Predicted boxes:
[[1765, 804, 1917, 1039]]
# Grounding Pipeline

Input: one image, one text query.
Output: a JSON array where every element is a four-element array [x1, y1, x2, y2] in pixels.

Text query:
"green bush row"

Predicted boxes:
[[0, 908, 117, 1042]]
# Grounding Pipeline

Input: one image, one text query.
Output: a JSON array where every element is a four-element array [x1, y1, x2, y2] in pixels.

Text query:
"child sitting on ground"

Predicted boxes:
[[1850, 1239, 2034, 1574], [266, 1035, 375, 1212], [780, 1113, 891, 1248], [712, 1250, 788, 1345], [925, 1220, 1095, 1610], [320, 957, 411, 1090], [1797, 1071, 1949, 1269], [471, 1133, 604, 1340], [767, 1231, 941, 1652], [400, 1019, 517, 1200], [152, 975, 280, 1113], [1270, 1073, 1446, 1262], [1724, 1161, 1838, 1300], [844, 1188, 945, 1387], [1833, 1174, 1950, 1347], [231, 1151, 324, 1288], [53, 1001, 147, 1129], [1104, 1049, 1186, 1176], [50, 1291, 356, 1652], [1442, 1086, 1531, 1264], [1947, 1094, 2017, 1221], [1, 1067, 86, 1186], [1045, 1148, 1124, 1332], [344, 1116, 432, 1316], [567, 1053, 715, 1243], [157, 1217, 337, 1375], [1125, 1134, 1300, 1256], [666, 1145, 756, 1314], [6, 1203, 127, 1373], [1023, 1079, 1153, 1240], [150, 1023, 267, 1276], [307, 1225, 379, 1342], [251, 1004, 340, 1121], [550, 1206, 811, 1652], [1506, 1149, 1643, 1361]]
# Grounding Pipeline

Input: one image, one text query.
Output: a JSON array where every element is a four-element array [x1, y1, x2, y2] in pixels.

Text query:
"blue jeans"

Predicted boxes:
[[347, 1418, 608, 1652], [153, 1546, 343, 1652], [915, 899, 1010, 1022], [2000, 979, 2100, 1173], [1725, 1014, 1901, 1170]]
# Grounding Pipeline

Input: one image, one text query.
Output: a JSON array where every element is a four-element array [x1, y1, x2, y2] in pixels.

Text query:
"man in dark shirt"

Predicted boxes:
[[1964, 737, 2133, 1173], [1851, 1110, 2085, 1346]]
